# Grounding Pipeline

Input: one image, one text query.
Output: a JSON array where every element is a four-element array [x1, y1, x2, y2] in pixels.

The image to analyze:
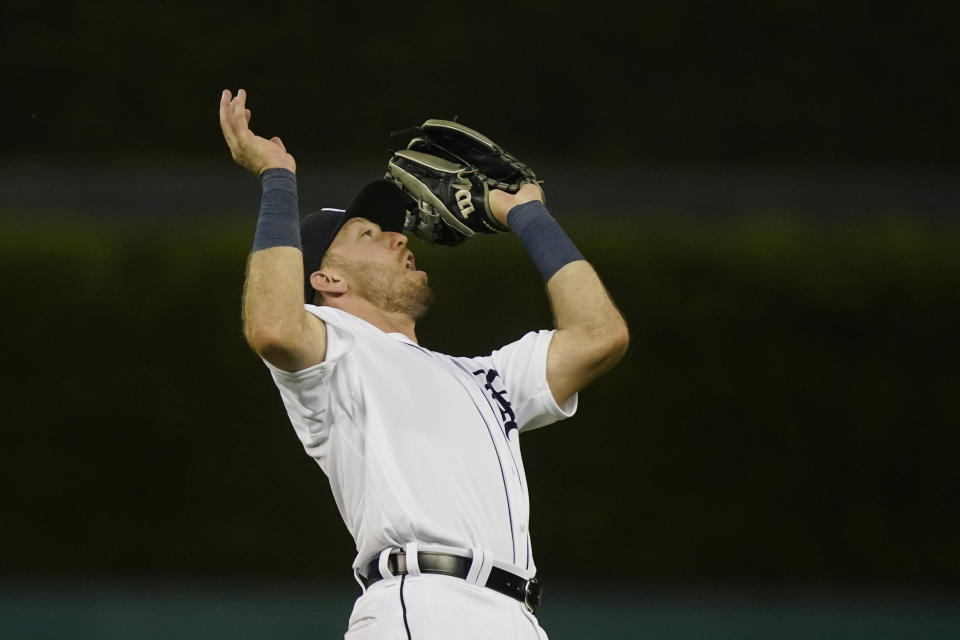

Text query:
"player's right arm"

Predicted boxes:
[[242, 247, 328, 371], [220, 89, 328, 371]]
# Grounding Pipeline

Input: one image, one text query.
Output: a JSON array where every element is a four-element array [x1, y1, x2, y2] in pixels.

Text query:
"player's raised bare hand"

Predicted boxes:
[[219, 89, 296, 175]]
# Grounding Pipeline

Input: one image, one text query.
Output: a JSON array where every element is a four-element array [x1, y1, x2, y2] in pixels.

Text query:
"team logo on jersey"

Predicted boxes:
[[473, 368, 517, 436]]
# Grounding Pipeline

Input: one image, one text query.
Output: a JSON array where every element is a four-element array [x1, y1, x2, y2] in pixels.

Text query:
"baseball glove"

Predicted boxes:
[[386, 119, 541, 246]]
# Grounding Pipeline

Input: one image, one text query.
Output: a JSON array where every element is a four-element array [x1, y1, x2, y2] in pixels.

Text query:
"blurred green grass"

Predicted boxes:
[[2, 213, 959, 588]]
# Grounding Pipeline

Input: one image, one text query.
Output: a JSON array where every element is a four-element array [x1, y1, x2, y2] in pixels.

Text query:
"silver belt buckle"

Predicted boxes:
[[523, 577, 542, 614]]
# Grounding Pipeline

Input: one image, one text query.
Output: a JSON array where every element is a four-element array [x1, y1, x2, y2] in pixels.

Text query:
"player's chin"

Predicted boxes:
[[406, 282, 434, 321]]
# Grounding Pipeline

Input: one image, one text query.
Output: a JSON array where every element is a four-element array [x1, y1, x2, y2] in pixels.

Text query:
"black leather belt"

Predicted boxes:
[[360, 551, 542, 614]]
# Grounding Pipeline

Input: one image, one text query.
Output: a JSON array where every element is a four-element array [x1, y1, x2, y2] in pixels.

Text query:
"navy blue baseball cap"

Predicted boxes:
[[301, 178, 411, 302]]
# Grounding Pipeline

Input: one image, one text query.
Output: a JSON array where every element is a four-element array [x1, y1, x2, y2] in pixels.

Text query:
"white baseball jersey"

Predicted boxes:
[[263, 305, 578, 579]]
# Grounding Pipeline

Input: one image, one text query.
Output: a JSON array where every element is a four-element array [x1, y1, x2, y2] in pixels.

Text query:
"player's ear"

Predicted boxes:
[[311, 269, 348, 296]]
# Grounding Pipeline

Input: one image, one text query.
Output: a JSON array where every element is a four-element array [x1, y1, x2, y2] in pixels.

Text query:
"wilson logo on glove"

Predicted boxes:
[[455, 189, 475, 218]]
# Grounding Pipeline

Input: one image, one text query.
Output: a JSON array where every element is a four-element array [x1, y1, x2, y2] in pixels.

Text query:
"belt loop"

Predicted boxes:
[[353, 567, 367, 593], [377, 548, 395, 581], [404, 542, 421, 577], [465, 547, 492, 586]]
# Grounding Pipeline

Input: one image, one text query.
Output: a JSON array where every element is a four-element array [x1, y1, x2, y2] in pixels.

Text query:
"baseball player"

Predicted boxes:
[[219, 88, 628, 640]]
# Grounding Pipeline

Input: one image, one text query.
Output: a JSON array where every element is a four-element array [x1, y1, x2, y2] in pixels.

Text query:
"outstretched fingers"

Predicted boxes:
[[232, 90, 249, 130], [219, 89, 236, 144], [220, 88, 257, 156]]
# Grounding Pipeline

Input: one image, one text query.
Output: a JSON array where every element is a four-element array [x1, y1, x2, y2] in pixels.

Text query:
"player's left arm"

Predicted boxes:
[[490, 185, 629, 406]]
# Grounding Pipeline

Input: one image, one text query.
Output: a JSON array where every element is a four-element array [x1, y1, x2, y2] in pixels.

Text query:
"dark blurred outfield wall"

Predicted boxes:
[[1, 2, 958, 166]]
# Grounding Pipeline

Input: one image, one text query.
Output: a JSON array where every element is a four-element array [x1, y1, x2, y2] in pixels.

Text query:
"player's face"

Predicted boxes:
[[325, 218, 433, 318]]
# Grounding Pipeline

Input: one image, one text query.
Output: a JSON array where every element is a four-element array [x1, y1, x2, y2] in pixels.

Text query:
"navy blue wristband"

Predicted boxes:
[[252, 168, 301, 252], [507, 201, 585, 281]]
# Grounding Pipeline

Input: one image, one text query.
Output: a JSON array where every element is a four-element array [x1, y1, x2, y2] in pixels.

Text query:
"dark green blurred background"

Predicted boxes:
[[2, 1, 959, 638]]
